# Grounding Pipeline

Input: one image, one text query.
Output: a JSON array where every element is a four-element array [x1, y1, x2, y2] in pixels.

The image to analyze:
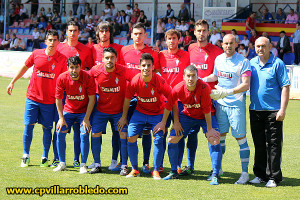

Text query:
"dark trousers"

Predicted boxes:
[[294, 43, 300, 64], [249, 110, 283, 184]]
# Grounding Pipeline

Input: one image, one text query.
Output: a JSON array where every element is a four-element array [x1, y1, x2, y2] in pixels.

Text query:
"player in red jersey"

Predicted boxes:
[[119, 22, 161, 173], [117, 53, 172, 179], [7, 29, 68, 168], [153, 65, 222, 185], [88, 47, 134, 175], [89, 21, 124, 171], [54, 56, 96, 173]]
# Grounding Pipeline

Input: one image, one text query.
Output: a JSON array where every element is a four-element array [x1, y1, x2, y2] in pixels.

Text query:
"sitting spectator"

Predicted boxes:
[[209, 29, 222, 45], [285, 9, 298, 24], [178, 3, 189, 22], [183, 30, 192, 50], [249, 29, 259, 44], [189, 18, 195, 39], [103, 4, 112, 20], [119, 10, 130, 32], [125, 4, 133, 16], [270, 42, 278, 57], [38, 17, 47, 30], [238, 44, 247, 57], [178, 31, 184, 48], [85, 3, 92, 15], [110, 3, 118, 20], [231, 29, 239, 43], [163, 4, 174, 23], [165, 17, 175, 31], [0, 34, 11, 50], [86, 18, 95, 32], [130, 11, 139, 24], [37, 12, 45, 23], [246, 42, 257, 59], [46, 21, 53, 31], [32, 27, 40, 49], [156, 18, 165, 41], [9, 33, 18, 50], [99, 11, 107, 22], [137, 10, 147, 26], [276, 30, 291, 59], [179, 20, 189, 33], [78, 28, 90, 44], [262, 32, 271, 42], [175, 20, 181, 31], [275, 8, 286, 24], [261, 8, 274, 23], [67, 10, 74, 23], [40, 7, 46, 16], [46, 7, 53, 19], [11, 38, 26, 51], [112, 19, 120, 36], [221, 31, 226, 38], [10, 3, 20, 23], [39, 28, 46, 42], [155, 39, 163, 51], [61, 11, 67, 29], [133, 3, 140, 17], [126, 22, 133, 42], [85, 11, 93, 23], [86, 37, 94, 48], [209, 21, 220, 34], [19, 4, 28, 20], [52, 12, 62, 30], [29, 13, 38, 29], [241, 34, 249, 48], [79, 18, 86, 31], [216, 39, 223, 50]]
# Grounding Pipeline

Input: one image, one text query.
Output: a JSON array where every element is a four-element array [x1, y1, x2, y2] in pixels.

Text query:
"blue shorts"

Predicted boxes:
[[128, 97, 152, 131], [23, 98, 55, 129], [128, 110, 164, 138], [215, 103, 246, 138], [54, 92, 67, 123], [59, 112, 88, 133], [170, 114, 219, 138], [92, 109, 127, 134]]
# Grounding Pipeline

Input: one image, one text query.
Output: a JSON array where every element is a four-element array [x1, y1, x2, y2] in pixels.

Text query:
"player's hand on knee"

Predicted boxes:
[[117, 116, 128, 133], [7, 82, 14, 95], [81, 118, 92, 133], [206, 128, 220, 145], [171, 121, 184, 136], [56, 118, 68, 132], [153, 122, 166, 134]]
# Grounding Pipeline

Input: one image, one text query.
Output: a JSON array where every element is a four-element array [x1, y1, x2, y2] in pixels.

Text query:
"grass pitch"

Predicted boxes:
[[0, 77, 299, 200]]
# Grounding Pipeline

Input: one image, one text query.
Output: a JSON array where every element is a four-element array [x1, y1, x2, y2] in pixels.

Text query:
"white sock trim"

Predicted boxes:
[[240, 147, 250, 151], [23, 154, 29, 158], [241, 158, 249, 162], [237, 137, 247, 145]]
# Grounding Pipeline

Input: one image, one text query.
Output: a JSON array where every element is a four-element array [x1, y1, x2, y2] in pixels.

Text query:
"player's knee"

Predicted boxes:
[[127, 136, 137, 143], [29, 123, 35, 126], [60, 130, 68, 133], [119, 132, 127, 139], [91, 132, 102, 137], [168, 136, 181, 144], [207, 136, 220, 145], [220, 133, 227, 137], [236, 136, 246, 140], [143, 130, 151, 135], [153, 136, 163, 145]]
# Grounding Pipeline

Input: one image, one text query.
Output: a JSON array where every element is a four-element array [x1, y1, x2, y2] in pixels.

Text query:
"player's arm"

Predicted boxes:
[[204, 112, 220, 145], [202, 74, 218, 82], [56, 98, 68, 132], [232, 74, 250, 93], [117, 97, 131, 132], [81, 95, 95, 133], [7, 65, 29, 95], [153, 107, 171, 134], [276, 85, 290, 121]]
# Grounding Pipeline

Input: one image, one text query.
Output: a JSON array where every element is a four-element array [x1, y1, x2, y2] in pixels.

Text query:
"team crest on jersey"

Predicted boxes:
[[79, 86, 82, 93], [115, 77, 119, 84], [151, 88, 155, 95], [205, 53, 208, 61], [75, 52, 79, 57], [176, 59, 179, 66], [51, 64, 55, 70]]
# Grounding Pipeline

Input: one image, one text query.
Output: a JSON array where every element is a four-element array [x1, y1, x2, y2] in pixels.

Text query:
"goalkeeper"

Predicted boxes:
[[203, 34, 251, 184]]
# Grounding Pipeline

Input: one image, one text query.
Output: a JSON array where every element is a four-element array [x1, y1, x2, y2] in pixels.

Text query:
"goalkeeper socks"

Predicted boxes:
[[237, 138, 250, 173], [187, 133, 198, 169], [23, 124, 34, 155], [220, 136, 226, 155]]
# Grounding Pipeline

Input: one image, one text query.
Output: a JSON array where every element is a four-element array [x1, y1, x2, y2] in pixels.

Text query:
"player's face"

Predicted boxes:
[[66, 25, 80, 41], [183, 70, 197, 88], [103, 52, 116, 69], [166, 34, 179, 50], [132, 28, 147, 45], [45, 35, 59, 50], [98, 28, 111, 43], [222, 35, 236, 57], [194, 24, 209, 43], [255, 38, 271, 57], [140, 59, 153, 77], [68, 63, 81, 79]]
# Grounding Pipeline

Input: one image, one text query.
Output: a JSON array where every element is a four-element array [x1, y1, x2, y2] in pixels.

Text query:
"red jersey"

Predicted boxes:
[[165, 80, 213, 119], [246, 17, 255, 30], [25, 49, 67, 104], [86, 42, 95, 49], [56, 70, 96, 113], [57, 42, 94, 70], [189, 42, 223, 89], [184, 36, 192, 45], [91, 43, 123, 65], [159, 49, 190, 88], [89, 63, 134, 114], [120, 44, 160, 76], [126, 73, 171, 115]]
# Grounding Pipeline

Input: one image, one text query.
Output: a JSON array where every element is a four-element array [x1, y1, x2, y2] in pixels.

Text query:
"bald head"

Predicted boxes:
[[222, 34, 237, 57], [255, 36, 271, 58]]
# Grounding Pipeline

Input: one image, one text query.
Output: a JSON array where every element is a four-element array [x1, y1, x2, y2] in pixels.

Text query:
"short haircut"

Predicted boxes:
[[280, 31, 286, 34], [67, 56, 81, 67], [195, 19, 209, 30], [140, 53, 154, 65], [103, 47, 117, 57], [184, 65, 198, 76], [67, 21, 80, 30], [239, 44, 245, 48], [244, 34, 248, 38], [190, 18, 195, 22], [165, 29, 180, 40], [97, 21, 114, 43], [132, 22, 146, 32], [297, 22, 300, 26], [46, 29, 59, 39], [232, 29, 237, 34]]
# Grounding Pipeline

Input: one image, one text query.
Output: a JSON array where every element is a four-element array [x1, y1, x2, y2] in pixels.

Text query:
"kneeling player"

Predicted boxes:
[[53, 56, 95, 173], [118, 53, 172, 179], [154, 65, 222, 185]]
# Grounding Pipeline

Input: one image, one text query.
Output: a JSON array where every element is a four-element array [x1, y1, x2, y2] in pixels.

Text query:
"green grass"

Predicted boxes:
[[0, 77, 299, 200]]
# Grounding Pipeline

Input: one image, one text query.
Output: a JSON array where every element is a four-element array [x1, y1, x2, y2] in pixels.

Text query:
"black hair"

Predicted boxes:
[[103, 47, 117, 57], [67, 56, 81, 67], [140, 53, 154, 65]]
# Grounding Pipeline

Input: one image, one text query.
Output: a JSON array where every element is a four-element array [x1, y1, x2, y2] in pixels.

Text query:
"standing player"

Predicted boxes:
[[117, 53, 171, 179], [159, 29, 190, 172], [153, 65, 222, 185], [88, 47, 133, 175], [54, 56, 95, 173], [53, 20, 94, 169], [119, 22, 160, 174], [90, 21, 124, 171], [205, 34, 251, 184], [7, 29, 67, 167], [181, 19, 223, 177]]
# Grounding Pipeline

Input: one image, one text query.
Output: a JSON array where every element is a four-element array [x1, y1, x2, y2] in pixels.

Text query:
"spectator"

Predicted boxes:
[[38, 17, 47, 30], [221, 31, 226, 38], [231, 29, 239, 43], [189, 18, 195, 39], [156, 18, 165, 41], [86, 18, 95, 32], [25, 0, 39, 15], [79, 18, 86, 31], [276, 31, 291, 59], [32, 27, 40, 49], [245, 12, 256, 39], [183, 30, 192, 50], [270, 42, 278, 57], [19, 4, 28, 20], [61, 11, 67, 29], [78, 28, 90, 44], [125, 4, 133, 16], [137, 10, 148, 26], [285, 9, 299, 24], [246, 42, 257, 59], [262, 32, 271, 43], [119, 10, 130, 32], [11, 38, 26, 51], [241, 34, 249, 48], [103, 4, 112, 20], [85, 11, 93, 23], [249, 29, 259, 44], [175, 20, 181, 31], [238, 44, 247, 57], [275, 8, 286, 24], [52, 12, 62, 30], [86, 37, 94, 48], [110, 3, 118, 20], [46, 7, 53, 19], [216, 39, 223, 50], [133, 3, 140, 17], [179, 20, 189, 33], [29, 13, 38, 29], [52, 0, 61, 14], [126, 22, 133, 42], [39, 28, 46, 42], [165, 17, 175, 31], [72, 0, 79, 15], [112, 19, 120, 36], [291, 22, 300, 65], [0, 34, 11, 50], [9, 33, 18, 50], [261, 8, 274, 23], [209, 21, 220, 34], [39, 7, 46, 16], [130, 11, 138, 24], [178, 3, 189, 22], [78, 0, 86, 18], [163, 3, 174, 23], [209, 29, 222, 45], [46, 21, 53, 31], [67, 10, 74, 23], [85, 3, 92, 15], [155, 39, 163, 51], [99, 11, 106, 22], [178, 31, 184, 48], [10, 3, 20, 23]]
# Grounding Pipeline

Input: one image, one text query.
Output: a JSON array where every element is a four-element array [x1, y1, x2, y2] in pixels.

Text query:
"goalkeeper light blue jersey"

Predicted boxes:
[[213, 52, 251, 108]]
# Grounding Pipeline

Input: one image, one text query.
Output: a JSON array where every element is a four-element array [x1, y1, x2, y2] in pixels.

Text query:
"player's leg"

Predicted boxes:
[[50, 107, 60, 167], [72, 122, 81, 168], [141, 129, 152, 174], [159, 114, 172, 173], [78, 113, 90, 174], [108, 118, 121, 170]]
